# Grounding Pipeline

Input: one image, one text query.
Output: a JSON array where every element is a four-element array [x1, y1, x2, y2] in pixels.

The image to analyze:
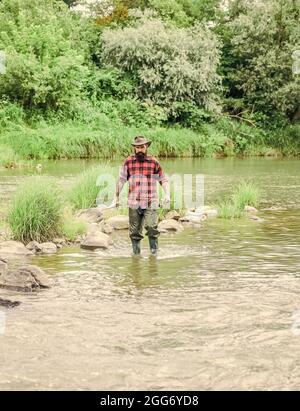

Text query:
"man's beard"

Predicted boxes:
[[136, 151, 146, 161]]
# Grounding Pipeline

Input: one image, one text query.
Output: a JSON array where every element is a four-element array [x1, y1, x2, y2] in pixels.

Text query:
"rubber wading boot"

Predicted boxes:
[[131, 240, 141, 256], [149, 237, 158, 257]]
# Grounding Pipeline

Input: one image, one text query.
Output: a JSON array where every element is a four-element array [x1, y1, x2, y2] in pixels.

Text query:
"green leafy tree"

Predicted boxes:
[[220, 0, 300, 125], [120, 0, 223, 27], [147, 0, 191, 27], [178, 0, 222, 22], [100, 15, 221, 119], [0, 0, 92, 113], [133, 0, 222, 25], [92, 0, 223, 28]]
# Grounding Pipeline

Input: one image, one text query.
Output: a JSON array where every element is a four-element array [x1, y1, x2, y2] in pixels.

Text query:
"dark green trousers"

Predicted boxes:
[[129, 207, 160, 241]]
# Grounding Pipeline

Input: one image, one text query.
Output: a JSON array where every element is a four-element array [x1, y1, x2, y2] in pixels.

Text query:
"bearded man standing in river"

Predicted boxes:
[[114, 136, 170, 257]]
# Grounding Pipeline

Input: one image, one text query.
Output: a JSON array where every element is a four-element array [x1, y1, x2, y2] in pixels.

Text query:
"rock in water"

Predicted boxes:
[[0, 241, 33, 256], [244, 205, 258, 213], [80, 231, 111, 250], [26, 241, 42, 252], [39, 242, 57, 254], [203, 209, 218, 217], [106, 215, 129, 230], [0, 297, 20, 308], [52, 238, 66, 246], [179, 213, 206, 223], [249, 215, 264, 222], [0, 265, 50, 292], [99, 221, 114, 235], [76, 207, 103, 224], [158, 219, 183, 232], [165, 210, 181, 220]]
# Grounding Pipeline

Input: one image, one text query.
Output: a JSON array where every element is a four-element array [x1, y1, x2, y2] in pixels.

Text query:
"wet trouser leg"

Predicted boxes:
[[129, 208, 159, 255], [129, 207, 144, 254], [144, 208, 159, 255]]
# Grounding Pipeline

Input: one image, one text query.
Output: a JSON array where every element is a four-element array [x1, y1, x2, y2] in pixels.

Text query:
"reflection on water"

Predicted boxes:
[[0, 158, 300, 390]]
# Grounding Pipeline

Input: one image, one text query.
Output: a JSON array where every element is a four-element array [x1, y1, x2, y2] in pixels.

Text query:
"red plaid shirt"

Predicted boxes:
[[118, 154, 168, 209]]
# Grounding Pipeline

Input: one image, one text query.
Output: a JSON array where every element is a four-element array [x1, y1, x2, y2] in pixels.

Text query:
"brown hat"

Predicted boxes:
[[131, 136, 151, 147]]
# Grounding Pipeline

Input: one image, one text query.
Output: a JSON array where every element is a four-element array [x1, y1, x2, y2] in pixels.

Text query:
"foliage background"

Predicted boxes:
[[0, 0, 299, 159]]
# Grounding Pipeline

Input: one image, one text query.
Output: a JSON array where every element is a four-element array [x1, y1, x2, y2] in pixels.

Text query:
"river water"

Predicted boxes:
[[0, 157, 300, 390]]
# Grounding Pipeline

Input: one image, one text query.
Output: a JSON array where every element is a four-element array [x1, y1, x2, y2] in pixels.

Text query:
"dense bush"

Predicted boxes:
[[147, 0, 221, 26], [0, 100, 25, 128], [101, 15, 221, 118], [85, 67, 135, 102], [0, 0, 298, 159], [0, 0, 92, 113], [221, 0, 300, 125]]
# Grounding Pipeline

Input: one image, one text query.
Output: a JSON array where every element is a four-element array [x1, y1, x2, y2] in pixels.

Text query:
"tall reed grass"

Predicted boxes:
[[68, 164, 117, 210], [218, 181, 260, 219], [8, 177, 63, 242], [1, 114, 288, 162]]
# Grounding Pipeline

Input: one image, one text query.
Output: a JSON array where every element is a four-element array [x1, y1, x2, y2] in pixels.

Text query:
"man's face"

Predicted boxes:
[[134, 144, 147, 155]]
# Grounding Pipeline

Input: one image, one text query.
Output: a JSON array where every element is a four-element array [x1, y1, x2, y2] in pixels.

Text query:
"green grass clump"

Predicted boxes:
[[268, 124, 300, 156], [61, 207, 87, 242], [68, 165, 117, 210], [8, 177, 63, 243], [231, 181, 260, 210], [218, 181, 260, 219], [218, 201, 244, 219], [0, 145, 22, 168]]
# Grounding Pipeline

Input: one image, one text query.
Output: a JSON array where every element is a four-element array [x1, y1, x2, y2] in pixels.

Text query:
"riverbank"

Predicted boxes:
[[0, 116, 299, 168]]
